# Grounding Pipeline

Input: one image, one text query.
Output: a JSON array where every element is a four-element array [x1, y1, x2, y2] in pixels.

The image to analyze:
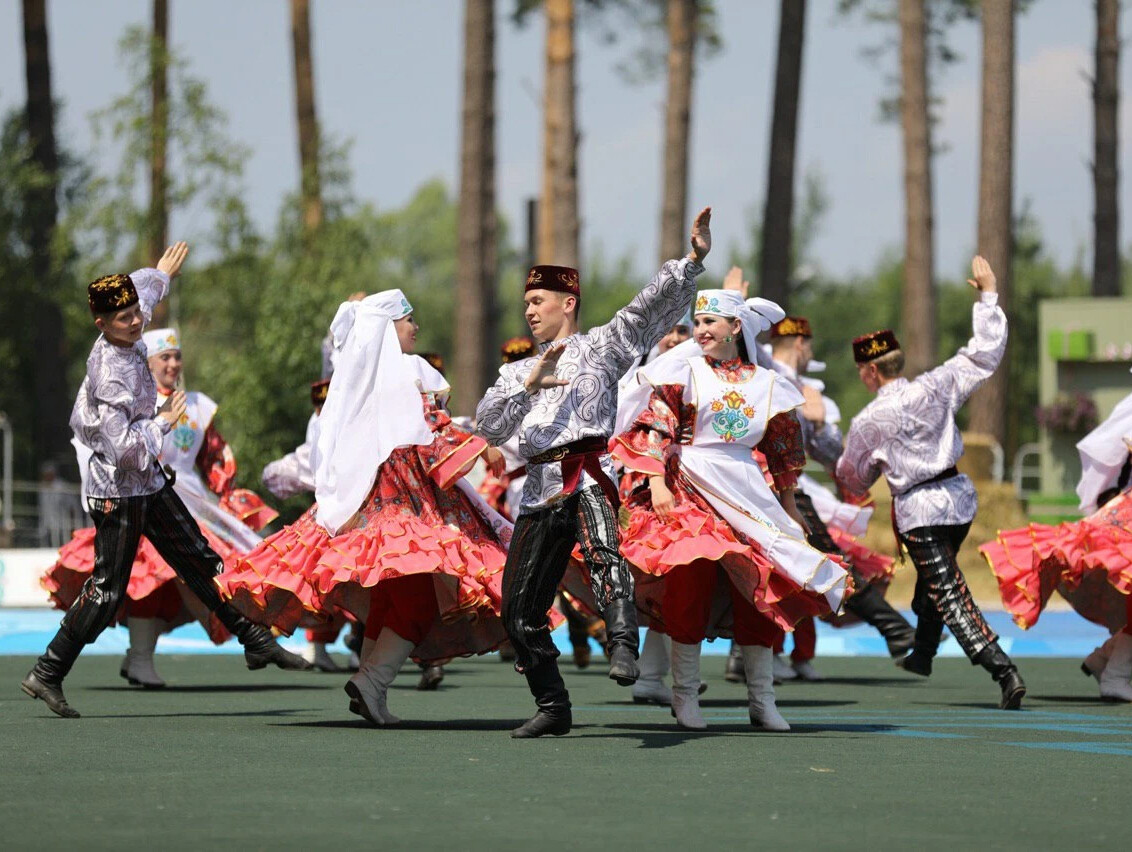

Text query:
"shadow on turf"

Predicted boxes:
[[268, 718, 522, 732], [599, 721, 899, 741], [87, 683, 332, 693]]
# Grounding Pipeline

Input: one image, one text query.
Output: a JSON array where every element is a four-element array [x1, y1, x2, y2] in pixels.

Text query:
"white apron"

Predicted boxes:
[[677, 357, 849, 610]]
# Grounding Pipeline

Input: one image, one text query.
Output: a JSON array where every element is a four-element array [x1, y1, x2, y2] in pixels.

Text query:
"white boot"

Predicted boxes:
[[792, 659, 824, 682], [302, 642, 341, 673], [631, 630, 673, 705], [773, 653, 798, 682], [119, 650, 132, 682], [1098, 631, 1132, 702], [669, 641, 706, 729], [125, 618, 166, 688], [742, 645, 790, 731], [345, 628, 414, 725], [1081, 635, 1114, 682]]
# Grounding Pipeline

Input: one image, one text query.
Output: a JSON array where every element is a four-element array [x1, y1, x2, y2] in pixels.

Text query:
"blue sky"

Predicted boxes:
[[0, 0, 1127, 283]]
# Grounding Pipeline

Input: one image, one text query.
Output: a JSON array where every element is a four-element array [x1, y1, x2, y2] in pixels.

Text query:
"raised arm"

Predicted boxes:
[[131, 241, 189, 325], [592, 208, 710, 372], [920, 255, 1007, 404]]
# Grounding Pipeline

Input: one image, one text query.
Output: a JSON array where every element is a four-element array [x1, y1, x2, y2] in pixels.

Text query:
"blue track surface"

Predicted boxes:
[[0, 607, 1111, 657]]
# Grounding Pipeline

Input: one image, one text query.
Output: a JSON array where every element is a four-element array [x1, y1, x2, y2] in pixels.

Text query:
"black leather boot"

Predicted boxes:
[[603, 600, 640, 686], [215, 605, 312, 671], [23, 626, 83, 718], [725, 641, 745, 683], [21, 672, 80, 718], [897, 614, 944, 677], [512, 660, 572, 738], [846, 584, 916, 657], [975, 642, 1026, 710]]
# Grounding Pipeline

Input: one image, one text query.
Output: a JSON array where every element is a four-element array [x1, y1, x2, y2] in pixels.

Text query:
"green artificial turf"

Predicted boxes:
[[2, 655, 1128, 851]]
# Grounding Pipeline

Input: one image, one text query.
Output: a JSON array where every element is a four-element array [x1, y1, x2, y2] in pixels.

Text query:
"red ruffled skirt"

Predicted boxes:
[[981, 489, 1132, 630], [216, 445, 508, 662], [619, 472, 843, 637], [41, 524, 231, 644]]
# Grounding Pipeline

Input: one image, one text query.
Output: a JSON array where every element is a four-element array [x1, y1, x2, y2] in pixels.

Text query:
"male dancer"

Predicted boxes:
[[836, 255, 1025, 709], [476, 207, 711, 738], [767, 314, 915, 679], [22, 242, 309, 719]]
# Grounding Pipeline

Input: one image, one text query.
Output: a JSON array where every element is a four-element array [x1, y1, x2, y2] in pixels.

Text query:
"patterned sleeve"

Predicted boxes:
[[81, 373, 166, 473], [197, 422, 237, 496], [591, 258, 702, 376], [805, 420, 844, 470], [475, 362, 535, 446], [128, 268, 171, 325], [918, 292, 1007, 406], [610, 384, 687, 476], [835, 416, 884, 499], [758, 411, 806, 492]]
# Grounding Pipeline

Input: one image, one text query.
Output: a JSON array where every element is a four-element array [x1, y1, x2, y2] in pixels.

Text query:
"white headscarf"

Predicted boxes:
[[142, 327, 180, 356], [615, 291, 787, 436], [311, 289, 436, 534], [1076, 382, 1132, 512]]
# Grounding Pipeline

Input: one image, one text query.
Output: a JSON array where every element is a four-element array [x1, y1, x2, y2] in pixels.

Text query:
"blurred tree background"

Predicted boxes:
[[2, 1, 1127, 527]]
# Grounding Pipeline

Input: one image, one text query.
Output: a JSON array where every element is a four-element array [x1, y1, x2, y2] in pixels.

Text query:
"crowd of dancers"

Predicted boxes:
[[20, 207, 1132, 733]]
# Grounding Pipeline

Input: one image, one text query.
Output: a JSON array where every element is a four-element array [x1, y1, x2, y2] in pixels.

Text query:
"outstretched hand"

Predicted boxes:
[[967, 255, 997, 294], [688, 207, 712, 263], [156, 241, 190, 279], [722, 265, 750, 299], [523, 344, 570, 394]]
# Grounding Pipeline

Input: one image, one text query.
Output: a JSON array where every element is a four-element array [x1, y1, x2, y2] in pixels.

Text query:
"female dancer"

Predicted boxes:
[[612, 289, 851, 730], [981, 385, 1132, 700], [217, 290, 513, 725], [42, 327, 277, 688]]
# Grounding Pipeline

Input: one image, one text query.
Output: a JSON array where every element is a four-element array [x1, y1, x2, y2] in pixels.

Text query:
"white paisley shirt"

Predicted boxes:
[[836, 292, 1007, 533], [70, 268, 173, 499], [476, 256, 703, 515]]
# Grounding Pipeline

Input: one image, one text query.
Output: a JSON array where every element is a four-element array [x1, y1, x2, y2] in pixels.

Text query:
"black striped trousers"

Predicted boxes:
[[40, 481, 228, 681], [501, 486, 634, 671]]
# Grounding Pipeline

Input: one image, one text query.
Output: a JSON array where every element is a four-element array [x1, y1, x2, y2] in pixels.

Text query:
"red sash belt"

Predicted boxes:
[[530, 437, 620, 509]]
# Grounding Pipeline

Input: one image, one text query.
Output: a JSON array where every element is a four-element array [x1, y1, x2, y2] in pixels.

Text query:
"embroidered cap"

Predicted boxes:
[[310, 378, 330, 408], [853, 329, 901, 363], [770, 316, 812, 339], [88, 273, 138, 315], [142, 328, 180, 356], [501, 336, 536, 364], [525, 265, 581, 305]]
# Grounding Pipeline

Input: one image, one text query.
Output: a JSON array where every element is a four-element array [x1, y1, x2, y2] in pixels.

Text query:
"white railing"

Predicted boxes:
[[1012, 442, 1043, 499]]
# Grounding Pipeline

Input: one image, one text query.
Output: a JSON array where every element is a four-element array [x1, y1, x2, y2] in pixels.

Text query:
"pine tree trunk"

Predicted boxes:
[[22, 0, 69, 464], [658, 0, 696, 265], [967, 0, 1015, 448], [454, 0, 498, 414], [291, 0, 322, 234], [1093, 0, 1120, 297], [538, 0, 579, 267], [898, 0, 936, 378], [148, 0, 170, 326], [759, 0, 807, 310]]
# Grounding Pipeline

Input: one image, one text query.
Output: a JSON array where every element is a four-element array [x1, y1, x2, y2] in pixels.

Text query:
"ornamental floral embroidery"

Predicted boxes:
[[709, 389, 757, 442], [172, 413, 198, 452]]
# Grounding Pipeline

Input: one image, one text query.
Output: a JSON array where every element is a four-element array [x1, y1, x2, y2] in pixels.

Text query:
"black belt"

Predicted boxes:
[[906, 466, 959, 493]]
